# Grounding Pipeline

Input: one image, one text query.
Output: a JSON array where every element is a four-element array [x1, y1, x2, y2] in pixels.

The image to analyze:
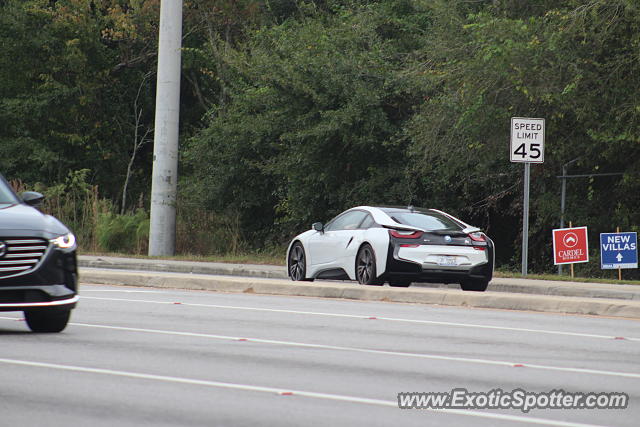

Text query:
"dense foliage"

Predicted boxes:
[[1, 0, 638, 275]]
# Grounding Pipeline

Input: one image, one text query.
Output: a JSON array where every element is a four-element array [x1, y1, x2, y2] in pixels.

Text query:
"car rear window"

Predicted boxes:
[[389, 211, 462, 231]]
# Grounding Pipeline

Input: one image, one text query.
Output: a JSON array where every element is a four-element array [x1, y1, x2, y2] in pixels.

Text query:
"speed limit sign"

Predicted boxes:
[[510, 117, 544, 163]]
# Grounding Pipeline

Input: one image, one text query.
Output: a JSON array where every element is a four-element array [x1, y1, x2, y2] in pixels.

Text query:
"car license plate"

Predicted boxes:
[[437, 256, 457, 266]]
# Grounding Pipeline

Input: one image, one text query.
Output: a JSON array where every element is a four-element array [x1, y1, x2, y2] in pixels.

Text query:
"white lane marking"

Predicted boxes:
[[3, 312, 637, 380], [0, 357, 608, 427], [81, 289, 165, 293], [52, 321, 640, 380], [79, 296, 640, 342]]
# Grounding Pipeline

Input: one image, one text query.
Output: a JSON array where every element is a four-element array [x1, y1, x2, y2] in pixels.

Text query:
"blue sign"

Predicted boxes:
[[600, 232, 638, 269]]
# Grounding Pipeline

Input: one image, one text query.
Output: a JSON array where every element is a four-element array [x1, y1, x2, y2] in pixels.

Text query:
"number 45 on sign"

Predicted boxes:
[[510, 117, 545, 163]]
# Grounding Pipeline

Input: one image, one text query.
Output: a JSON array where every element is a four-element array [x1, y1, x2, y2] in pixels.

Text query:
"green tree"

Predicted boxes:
[[406, 0, 640, 270], [184, 1, 431, 243], [0, 0, 160, 208]]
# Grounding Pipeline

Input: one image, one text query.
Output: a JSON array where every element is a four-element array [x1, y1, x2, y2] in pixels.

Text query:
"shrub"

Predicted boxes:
[[96, 210, 149, 254]]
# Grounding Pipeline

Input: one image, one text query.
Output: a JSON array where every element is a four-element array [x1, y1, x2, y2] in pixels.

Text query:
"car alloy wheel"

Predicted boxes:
[[356, 244, 383, 286], [288, 243, 310, 281]]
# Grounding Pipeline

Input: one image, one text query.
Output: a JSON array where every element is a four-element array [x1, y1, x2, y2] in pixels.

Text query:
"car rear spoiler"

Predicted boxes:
[[462, 226, 482, 234], [381, 216, 482, 235], [381, 224, 425, 233]]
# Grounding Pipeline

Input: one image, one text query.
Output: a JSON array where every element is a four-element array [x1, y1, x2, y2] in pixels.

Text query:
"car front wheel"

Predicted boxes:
[[288, 242, 312, 281], [24, 309, 71, 333]]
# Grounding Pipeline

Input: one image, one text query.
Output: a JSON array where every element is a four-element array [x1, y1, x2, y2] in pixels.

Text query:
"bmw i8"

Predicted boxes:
[[286, 206, 494, 291]]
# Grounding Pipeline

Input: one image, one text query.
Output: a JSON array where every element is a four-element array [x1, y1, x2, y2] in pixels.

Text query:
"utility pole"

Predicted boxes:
[[149, 0, 183, 256]]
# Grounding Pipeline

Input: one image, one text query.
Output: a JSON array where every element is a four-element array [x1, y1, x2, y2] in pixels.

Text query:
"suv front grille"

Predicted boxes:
[[0, 238, 49, 278]]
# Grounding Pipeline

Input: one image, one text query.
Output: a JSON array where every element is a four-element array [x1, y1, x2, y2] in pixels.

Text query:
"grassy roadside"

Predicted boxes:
[[82, 251, 640, 286]]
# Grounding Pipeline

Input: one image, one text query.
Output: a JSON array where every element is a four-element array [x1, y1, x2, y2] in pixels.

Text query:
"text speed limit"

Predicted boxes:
[[510, 117, 545, 163]]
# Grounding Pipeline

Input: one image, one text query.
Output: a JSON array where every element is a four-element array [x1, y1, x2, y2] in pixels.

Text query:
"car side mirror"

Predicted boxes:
[[21, 191, 45, 206], [312, 222, 324, 232]]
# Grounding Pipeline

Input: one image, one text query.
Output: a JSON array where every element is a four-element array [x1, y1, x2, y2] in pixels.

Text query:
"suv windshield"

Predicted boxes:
[[388, 211, 462, 232], [0, 176, 19, 204]]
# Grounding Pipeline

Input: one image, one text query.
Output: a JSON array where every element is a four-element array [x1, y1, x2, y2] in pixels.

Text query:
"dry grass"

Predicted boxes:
[[82, 250, 286, 266]]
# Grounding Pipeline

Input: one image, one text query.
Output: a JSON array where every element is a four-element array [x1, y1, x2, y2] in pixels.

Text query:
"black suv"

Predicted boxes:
[[0, 174, 78, 332]]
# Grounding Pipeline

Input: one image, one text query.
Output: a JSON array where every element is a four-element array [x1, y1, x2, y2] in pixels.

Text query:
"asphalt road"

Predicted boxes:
[[1, 283, 638, 427]]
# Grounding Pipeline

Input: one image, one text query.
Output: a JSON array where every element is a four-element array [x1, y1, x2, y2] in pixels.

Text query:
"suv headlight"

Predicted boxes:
[[51, 233, 76, 249]]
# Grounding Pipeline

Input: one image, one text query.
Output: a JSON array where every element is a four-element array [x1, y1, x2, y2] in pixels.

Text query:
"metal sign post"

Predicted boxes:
[[522, 163, 530, 275], [557, 168, 623, 276], [510, 117, 545, 276]]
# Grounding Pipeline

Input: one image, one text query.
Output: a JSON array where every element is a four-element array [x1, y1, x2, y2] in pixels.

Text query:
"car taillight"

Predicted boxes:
[[389, 230, 423, 239], [468, 232, 486, 242], [400, 244, 420, 248]]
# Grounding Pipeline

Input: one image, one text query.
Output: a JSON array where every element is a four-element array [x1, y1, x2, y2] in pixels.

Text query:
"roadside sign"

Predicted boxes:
[[510, 117, 545, 163], [512, 117, 545, 276], [600, 232, 638, 269], [552, 227, 588, 265]]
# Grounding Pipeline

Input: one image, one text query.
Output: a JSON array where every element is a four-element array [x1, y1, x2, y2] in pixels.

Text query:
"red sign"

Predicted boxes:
[[552, 227, 589, 265]]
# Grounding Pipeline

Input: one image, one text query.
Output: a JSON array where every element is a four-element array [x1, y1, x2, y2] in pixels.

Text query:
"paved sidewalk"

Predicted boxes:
[[78, 255, 640, 301]]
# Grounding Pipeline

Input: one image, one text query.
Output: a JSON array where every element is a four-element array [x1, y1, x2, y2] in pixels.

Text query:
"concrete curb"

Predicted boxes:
[[79, 256, 287, 279], [80, 269, 640, 319], [487, 279, 640, 301], [78, 256, 640, 301]]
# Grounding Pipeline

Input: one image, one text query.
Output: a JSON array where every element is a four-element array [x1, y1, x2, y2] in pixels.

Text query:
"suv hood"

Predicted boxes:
[[0, 203, 69, 236]]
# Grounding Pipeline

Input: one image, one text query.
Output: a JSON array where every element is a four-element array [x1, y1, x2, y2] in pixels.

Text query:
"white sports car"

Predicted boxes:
[[286, 206, 494, 291]]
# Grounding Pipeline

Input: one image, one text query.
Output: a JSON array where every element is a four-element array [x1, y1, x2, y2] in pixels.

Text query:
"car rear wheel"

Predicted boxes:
[[389, 280, 411, 287], [356, 244, 383, 286], [288, 242, 313, 281], [24, 309, 71, 333], [460, 279, 489, 292]]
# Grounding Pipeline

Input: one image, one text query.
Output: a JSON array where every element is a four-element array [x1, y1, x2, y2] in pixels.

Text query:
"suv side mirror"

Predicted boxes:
[[21, 191, 45, 207], [312, 222, 324, 232]]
